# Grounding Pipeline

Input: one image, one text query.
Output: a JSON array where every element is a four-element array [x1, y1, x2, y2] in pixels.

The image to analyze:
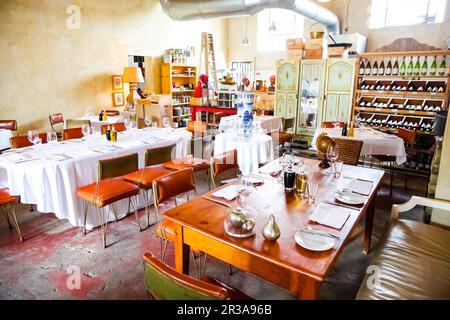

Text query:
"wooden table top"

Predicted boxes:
[[164, 157, 384, 281]]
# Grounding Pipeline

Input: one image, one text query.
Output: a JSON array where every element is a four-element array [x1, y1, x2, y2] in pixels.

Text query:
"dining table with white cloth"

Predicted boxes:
[[218, 115, 283, 134], [69, 115, 125, 133], [214, 132, 274, 175], [311, 127, 407, 165], [0, 128, 191, 228], [0, 129, 12, 150]]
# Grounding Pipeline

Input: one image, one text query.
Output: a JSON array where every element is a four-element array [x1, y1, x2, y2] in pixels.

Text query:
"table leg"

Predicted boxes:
[[174, 224, 190, 275], [363, 190, 377, 254], [190, 106, 196, 121], [296, 277, 321, 300]]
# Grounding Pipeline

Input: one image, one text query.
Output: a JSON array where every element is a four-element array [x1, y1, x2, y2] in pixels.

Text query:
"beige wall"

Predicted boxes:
[[0, 0, 228, 134]]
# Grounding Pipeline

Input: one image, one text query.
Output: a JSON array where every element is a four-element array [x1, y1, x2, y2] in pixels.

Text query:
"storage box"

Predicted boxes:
[[327, 46, 349, 58], [287, 49, 303, 61], [304, 49, 324, 59], [286, 38, 304, 50], [190, 97, 205, 106], [305, 38, 326, 50]]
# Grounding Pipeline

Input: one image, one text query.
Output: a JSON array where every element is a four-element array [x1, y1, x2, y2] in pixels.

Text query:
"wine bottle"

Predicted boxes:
[[438, 56, 446, 76], [430, 56, 437, 76], [385, 59, 392, 75], [365, 59, 372, 75], [372, 60, 378, 75], [392, 58, 399, 75], [418, 153, 425, 169], [341, 123, 348, 137], [414, 57, 421, 75], [399, 57, 406, 76], [359, 59, 365, 75], [425, 154, 431, 170], [378, 59, 385, 75], [99, 111, 103, 121], [407, 56, 413, 75], [105, 125, 111, 141], [421, 56, 428, 76]]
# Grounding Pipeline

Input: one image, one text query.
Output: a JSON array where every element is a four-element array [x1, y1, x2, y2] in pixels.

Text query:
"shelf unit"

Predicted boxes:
[[217, 83, 238, 109], [352, 50, 449, 134], [161, 63, 197, 127]]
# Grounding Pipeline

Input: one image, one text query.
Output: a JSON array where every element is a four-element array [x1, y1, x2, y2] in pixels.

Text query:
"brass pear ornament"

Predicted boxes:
[[262, 215, 281, 241]]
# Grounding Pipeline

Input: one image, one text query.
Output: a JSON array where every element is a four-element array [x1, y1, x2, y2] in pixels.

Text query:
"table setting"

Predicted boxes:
[[0, 129, 13, 150]]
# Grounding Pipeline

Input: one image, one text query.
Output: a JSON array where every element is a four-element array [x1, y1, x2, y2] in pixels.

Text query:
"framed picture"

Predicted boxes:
[[112, 92, 125, 106], [112, 75, 123, 90]]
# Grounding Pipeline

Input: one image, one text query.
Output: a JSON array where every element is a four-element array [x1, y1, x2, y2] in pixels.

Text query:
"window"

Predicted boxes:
[[231, 61, 252, 83], [369, 0, 446, 29], [257, 9, 304, 52]]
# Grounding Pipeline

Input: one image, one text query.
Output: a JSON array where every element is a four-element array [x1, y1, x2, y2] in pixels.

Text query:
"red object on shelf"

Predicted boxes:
[[190, 105, 237, 121], [194, 81, 202, 98]]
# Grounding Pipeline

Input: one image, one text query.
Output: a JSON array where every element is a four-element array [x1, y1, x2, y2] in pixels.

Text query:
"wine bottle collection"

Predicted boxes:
[[359, 56, 447, 77]]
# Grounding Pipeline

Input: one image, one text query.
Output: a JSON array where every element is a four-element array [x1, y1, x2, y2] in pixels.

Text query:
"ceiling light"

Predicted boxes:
[[242, 16, 251, 46], [269, 20, 277, 32]]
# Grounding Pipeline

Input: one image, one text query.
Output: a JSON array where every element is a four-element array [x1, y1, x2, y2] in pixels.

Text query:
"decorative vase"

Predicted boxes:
[[262, 215, 280, 241]]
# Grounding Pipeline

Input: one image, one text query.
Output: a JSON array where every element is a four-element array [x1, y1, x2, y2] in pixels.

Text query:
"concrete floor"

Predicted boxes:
[[0, 164, 427, 300]]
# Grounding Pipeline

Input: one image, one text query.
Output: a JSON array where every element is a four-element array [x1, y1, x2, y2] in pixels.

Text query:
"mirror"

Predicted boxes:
[[299, 64, 322, 129]]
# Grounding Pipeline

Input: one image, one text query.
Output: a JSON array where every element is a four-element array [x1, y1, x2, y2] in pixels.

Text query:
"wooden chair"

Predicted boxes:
[[10, 133, 47, 149], [187, 121, 208, 137], [66, 119, 91, 129], [0, 188, 23, 242], [322, 121, 344, 128], [0, 120, 18, 131], [123, 144, 175, 227], [100, 122, 126, 134], [210, 149, 239, 189], [334, 138, 363, 166], [105, 110, 120, 116], [63, 127, 84, 140], [270, 117, 295, 153], [143, 253, 252, 300], [76, 153, 141, 248], [49, 113, 64, 138]]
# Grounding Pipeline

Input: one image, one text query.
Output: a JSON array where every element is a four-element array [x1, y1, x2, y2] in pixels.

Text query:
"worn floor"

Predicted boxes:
[[0, 159, 427, 300]]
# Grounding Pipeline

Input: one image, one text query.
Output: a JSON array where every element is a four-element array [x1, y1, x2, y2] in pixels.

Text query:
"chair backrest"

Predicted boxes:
[[98, 153, 139, 180], [334, 138, 363, 166], [391, 195, 450, 222], [211, 149, 238, 178], [282, 117, 295, 131], [63, 127, 83, 140], [397, 128, 416, 146], [101, 122, 126, 135], [322, 121, 344, 128], [214, 112, 228, 124], [49, 113, 64, 127], [105, 109, 120, 116], [145, 144, 176, 166], [0, 120, 18, 131], [66, 119, 91, 129], [10, 133, 47, 149], [153, 168, 195, 204], [143, 253, 228, 300], [187, 121, 207, 135]]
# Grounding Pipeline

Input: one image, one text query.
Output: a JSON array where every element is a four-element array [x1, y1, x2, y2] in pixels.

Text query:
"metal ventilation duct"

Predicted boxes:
[[159, 0, 340, 34]]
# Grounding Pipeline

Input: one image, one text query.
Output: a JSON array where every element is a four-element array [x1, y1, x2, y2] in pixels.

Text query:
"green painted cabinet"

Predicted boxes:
[[275, 59, 300, 131]]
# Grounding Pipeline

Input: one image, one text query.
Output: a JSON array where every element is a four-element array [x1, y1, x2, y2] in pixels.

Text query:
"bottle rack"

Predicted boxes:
[[352, 50, 450, 135]]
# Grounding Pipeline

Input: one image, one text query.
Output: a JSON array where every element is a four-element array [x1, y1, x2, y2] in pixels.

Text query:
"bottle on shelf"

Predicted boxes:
[[407, 56, 414, 76], [365, 59, 372, 75], [430, 56, 437, 76], [359, 59, 365, 75], [385, 59, 392, 75], [341, 122, 348, 137], [372, 60, 378, 75], [414, 57, 421, 75], [378, 59, 385, 75], [438, 56, 446, 76], [421, 56, 428, 76], [261, 80, 268, 92], [399, 56, 406, 76], [99, 110, 104, 121], [392, 58, 399, 75]]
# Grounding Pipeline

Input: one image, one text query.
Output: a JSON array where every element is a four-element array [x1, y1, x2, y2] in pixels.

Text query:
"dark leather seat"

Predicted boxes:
[[357, 219, 450, 300]]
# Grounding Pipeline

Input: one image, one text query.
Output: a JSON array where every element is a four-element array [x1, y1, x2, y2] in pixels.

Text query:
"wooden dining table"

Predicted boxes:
[[163, 157, 384, 300]]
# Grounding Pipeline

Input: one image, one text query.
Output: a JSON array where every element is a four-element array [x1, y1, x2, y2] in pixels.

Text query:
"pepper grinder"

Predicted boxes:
[[262, 215, 281, 241]]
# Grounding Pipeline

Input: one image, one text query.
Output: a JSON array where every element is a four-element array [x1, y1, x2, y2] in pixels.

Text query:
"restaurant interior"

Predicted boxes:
[[0, 0, 449, 301]]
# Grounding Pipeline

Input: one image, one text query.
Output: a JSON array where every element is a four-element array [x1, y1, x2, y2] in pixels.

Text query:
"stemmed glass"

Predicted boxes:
[[144, 116, 151, 129], [124, 118, 133, 131], [28, 130, 38, 146], [326, 144, 340, 176], [162, 116, 171, 129], [236, 175, 256, 210], [81, 124, 91, 142], [332, 120, 341, 130], [46, 132, 58, 144]]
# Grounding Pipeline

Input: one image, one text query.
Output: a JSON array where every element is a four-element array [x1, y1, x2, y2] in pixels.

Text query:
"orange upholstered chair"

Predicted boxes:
[[63, 127, 84, 140], [101, 122, 126, 134], [105, 110, 120, 116], [0, 120, 18, 131], [210, 149, 239, 188], [0, 188, 23, 242], [10, 134, 47, 149], [49, 113, 64, 138]]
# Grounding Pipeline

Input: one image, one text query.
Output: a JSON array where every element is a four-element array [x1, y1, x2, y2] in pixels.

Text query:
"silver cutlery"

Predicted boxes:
[[294, 228, 340, 240], [14, 158, 40, 164], [202, 195, 233, 209], [323, 200, 360, 211], [340, 189, 369, 198], [343, 176, 373, 183]]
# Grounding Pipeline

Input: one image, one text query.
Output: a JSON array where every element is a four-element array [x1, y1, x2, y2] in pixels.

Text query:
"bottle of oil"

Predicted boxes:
[[295, 165, 308, 199], [105, 125, 111, 141], [103, 110, 108, 121], [348, 121, 354, 137], [110, 125, 117, 142]]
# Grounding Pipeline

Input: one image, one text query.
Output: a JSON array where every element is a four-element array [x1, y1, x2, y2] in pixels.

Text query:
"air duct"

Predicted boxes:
[[160, 0, 340, 34]]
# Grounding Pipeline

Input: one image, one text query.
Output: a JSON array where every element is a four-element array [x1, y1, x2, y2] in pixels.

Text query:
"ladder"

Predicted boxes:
[[200, 32, 218, 94]]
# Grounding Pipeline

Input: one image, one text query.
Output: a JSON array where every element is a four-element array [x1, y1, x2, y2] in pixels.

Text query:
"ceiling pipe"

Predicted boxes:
[[159, 0, 340, 34]]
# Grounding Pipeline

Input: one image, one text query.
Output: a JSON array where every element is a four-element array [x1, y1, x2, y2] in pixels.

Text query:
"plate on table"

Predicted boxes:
[[384, 135, 397, 139], [294, 230, 335, 251], [335, 190, 366, 205]]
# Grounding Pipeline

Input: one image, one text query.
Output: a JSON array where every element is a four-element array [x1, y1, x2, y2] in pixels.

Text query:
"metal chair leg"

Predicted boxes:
[[130, 196, 142, 231], [96, 206, 107, 249], [111, 203, 119, 222], [228, 264, 233, 275], [82, 200, 88, 235], [8, 205, 24, 242], [1, 207, 13, 230]]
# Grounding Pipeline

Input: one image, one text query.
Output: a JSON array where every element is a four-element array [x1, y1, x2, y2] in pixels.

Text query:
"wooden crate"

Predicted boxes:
[[304, 49, 323, 59], [287, 49, 303, 61], [328, 46, 349, 58], [305, 38, 325, 50], [286, 38, 304, 50]]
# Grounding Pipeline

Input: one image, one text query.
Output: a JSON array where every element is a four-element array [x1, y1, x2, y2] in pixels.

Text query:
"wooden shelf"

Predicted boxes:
[[354, 106, 436, 117], [358, 50, 450, 57], [358, 123, 434, 135], [172, 114, 191, 118], [172, 90, 194, 93], [355, 89, 446, 99], [357, 74, 448, 80], [173, 102, 190, 106], [171, 75, 196, 78]]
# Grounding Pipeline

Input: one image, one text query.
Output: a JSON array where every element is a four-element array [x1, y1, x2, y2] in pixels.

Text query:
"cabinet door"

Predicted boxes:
[[324, 93, 338, 122], [275, 60, 299, 120]]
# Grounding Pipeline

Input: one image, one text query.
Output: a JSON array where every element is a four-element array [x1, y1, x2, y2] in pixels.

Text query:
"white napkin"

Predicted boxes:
[[341, 178, 373, 196], [212, 185, 245, 201], [309, 202, 350, 229], [66, 149, 99, 158], [0, 153, 38, 163], [259, 162, 283, 176]]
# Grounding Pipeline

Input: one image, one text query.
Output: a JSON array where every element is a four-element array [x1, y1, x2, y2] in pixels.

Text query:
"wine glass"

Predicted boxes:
[[144, 116, 151, 129], [81, 124, 90, 141], [332, 120, 341, 129], [326, 144, 339, 175], [162, 116, 171, 129], [27, 130, 38, 145], [124, 118, 133, 131], [46, 131, 58, 144]]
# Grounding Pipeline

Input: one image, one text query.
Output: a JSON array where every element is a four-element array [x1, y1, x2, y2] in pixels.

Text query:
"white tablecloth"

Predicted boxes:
[[214, 132, 274, 175], [70, 115, 125, 133], [312, 128, 407, 165], [219, 115, 282, 134], [0, 128, 191, 228], [0, 129, 12, 150]]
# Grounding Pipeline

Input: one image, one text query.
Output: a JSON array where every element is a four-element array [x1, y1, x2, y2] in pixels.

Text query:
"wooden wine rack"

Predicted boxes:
[[352, 50, 450, 134]]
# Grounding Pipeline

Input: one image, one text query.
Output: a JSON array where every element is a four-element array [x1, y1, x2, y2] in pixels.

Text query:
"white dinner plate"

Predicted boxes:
[[335, 190, 366, 205], [294, 230, 335, 251], [384, 135, 397, 139]]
